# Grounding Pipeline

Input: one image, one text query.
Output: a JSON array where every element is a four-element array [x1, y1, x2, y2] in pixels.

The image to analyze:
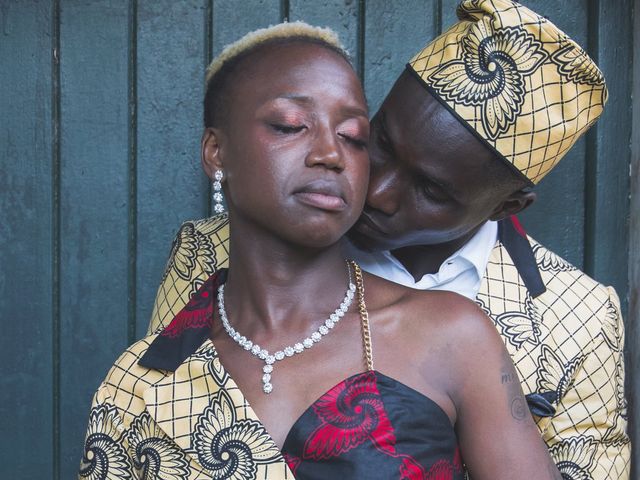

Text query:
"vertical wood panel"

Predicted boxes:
[[58, 1, 130, 476], [289, 0, 360, 72], [363, 0, 437, 113], [135, 0, 210, 336], [628, 0, 639, 475], [0, 2, 635, 478], [517, 0, 589, 269], [0, 1, 54, 476], [212, 0, 281, 57], [585, 0, 632, 305]]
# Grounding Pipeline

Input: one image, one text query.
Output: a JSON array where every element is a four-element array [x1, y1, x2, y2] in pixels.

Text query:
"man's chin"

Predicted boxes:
[[346, 227, 391, 253]]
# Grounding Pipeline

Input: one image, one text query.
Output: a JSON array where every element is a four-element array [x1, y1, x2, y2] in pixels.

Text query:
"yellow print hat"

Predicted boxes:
[[408, 0, 607, 185]]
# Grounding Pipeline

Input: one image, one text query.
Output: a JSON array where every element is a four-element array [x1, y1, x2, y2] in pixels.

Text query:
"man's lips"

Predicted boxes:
[[293, 180, 347, 212]]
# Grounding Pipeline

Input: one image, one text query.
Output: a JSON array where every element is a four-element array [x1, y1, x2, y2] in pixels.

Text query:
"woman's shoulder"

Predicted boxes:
[[95, 334, 171, 410], [364, 272, 488, 327], [364, 272, 502, 362]]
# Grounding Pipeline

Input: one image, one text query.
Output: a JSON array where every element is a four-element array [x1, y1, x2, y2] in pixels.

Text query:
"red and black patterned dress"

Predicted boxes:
[[281, 370, 464, 479], [97, 269, 466, 480]]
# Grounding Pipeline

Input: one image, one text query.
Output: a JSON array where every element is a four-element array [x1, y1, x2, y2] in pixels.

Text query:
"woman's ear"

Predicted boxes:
[[489, 189, 537, 222], [201, 127, 225, 180]]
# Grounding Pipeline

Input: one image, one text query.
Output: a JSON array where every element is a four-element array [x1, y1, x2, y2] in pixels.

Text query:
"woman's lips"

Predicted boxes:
[[294, 180, 347, 212]]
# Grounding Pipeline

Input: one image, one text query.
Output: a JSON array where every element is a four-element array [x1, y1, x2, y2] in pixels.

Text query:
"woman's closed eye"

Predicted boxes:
[[337, 119, 369, 149], [339, 132, 368, 149], [271, 123, 306, 134]]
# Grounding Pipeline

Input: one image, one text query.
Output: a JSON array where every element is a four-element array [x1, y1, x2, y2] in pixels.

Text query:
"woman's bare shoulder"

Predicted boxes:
[[363, 272, 502, 359]]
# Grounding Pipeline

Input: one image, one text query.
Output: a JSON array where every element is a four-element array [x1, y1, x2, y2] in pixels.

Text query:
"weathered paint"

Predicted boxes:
[[0, 1, 634, 477]]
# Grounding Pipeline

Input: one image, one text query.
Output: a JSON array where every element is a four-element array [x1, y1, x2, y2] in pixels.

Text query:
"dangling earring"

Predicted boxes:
[[213, 170, 225, 214]]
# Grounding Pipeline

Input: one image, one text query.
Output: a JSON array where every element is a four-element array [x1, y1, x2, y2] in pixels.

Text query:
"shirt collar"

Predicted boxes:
[[345, 220, 497, 291]]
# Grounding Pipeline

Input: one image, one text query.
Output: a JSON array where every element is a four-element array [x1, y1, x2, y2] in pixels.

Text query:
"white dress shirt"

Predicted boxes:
[[345, 220, 498, 300]]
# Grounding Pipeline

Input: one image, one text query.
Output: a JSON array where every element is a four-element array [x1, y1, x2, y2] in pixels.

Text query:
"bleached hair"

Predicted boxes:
[[205, 21, 349, 84], [203, 21, 351, 127]]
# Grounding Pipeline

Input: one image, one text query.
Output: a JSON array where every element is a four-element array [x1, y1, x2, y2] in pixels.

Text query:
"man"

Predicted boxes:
[[148, 0, 629, 477]]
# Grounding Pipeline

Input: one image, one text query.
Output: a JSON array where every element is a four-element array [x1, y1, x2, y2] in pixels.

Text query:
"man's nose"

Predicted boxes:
[[305, 128, 343, 172], [366, 165, 401, 216]]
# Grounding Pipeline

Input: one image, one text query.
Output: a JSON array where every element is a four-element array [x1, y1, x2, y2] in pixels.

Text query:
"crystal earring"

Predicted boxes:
[[213, 170, 225, 214]]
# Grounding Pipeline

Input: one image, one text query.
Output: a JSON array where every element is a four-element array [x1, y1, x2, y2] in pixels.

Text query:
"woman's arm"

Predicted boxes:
[[447, 302, 562, 479]]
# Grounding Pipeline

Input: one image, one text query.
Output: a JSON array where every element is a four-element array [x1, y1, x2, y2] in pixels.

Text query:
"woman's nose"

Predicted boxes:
[[305, 128, 344, 172]]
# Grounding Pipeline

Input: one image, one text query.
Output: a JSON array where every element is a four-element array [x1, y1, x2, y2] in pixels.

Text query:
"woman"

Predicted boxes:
[[79, 22, 560, 479]]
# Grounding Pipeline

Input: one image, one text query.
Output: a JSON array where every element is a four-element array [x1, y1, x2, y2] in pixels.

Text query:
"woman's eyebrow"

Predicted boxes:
[[275, 94, 367, 118]]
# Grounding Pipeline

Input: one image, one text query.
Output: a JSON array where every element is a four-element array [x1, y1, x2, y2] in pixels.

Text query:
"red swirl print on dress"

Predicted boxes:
[[303, 371, 397, 460], [283, 452, 301, 476], [160, 274, 217, 338]]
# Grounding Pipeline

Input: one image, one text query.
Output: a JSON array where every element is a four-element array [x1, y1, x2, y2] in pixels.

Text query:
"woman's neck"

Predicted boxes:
[[222, 225, 351, 336]]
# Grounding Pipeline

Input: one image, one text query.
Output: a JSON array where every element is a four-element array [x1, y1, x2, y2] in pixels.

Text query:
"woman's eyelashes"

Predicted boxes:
[[271, 123, 306, 134], [270, 122, 367, 148], [339, 132, 368, 148]]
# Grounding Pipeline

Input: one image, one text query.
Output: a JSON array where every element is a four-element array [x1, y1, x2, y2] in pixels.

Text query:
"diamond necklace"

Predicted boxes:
[[217, 260, 356, 394]]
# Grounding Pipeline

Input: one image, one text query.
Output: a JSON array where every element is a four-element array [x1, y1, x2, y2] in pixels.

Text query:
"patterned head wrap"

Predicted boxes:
[[408, 0, 607, 185]]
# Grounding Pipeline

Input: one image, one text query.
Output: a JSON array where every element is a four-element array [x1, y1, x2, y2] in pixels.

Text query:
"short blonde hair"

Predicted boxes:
[[205, 21, 348, 83], [204, 21, 351, 127]]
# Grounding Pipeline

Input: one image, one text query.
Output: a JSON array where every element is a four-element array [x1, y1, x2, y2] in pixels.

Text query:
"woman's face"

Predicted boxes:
[[203, 42, 369, 248]]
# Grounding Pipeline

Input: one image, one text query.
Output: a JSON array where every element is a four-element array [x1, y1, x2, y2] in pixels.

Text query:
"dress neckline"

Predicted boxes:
[[199, 336, 454, 452]]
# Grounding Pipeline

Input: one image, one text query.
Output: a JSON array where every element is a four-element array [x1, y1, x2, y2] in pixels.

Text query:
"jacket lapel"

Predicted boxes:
[[138, 268, 290, 477]]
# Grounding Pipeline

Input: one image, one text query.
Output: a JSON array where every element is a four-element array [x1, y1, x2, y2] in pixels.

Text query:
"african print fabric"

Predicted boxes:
[[408, 0, 607, 184], [144, 214, 630, 479], [79, 273, 293, 480], [80, 266, 464, 479]]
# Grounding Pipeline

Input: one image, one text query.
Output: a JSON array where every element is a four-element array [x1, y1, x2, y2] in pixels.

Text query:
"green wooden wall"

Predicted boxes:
[[0, 1, 634, 478]]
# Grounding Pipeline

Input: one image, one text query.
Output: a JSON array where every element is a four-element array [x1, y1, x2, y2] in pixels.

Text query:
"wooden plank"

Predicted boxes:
[[212, 0, 281, 56], [627, 0, 639, 474], [58, 1, 130, 477], [363, 0, 437, 114], [135, 0, 210, 336], [518, 0, 589, 269], [585, 0, 632, 309], [0, 1, 54, 477], [289, 0, 360, 72]]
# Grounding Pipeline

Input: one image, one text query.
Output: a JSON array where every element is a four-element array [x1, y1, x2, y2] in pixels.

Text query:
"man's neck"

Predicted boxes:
[[390, 224, 487, 282]]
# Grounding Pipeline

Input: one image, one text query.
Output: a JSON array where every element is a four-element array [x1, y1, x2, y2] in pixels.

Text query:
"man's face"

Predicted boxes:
[[349, 71, 515, 252]]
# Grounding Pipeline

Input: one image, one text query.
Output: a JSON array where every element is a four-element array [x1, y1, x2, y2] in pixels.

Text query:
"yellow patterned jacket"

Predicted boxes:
[[79, 269, 295, 479], [143, 214, 629, 479]]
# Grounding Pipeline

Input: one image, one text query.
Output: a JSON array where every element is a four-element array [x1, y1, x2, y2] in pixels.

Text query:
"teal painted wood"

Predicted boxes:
[[0, 1, 55, 477], [58, 1, 131, 477], [212, 0, 282, 58], [585, 0, 632, 304], [363, 0, 437, 113], [518, 0, 589, 269], [0, 2, 636, 477], [135, 0, 211, 337], [630, 1, 640, 476], [289, 0, 361, 72]]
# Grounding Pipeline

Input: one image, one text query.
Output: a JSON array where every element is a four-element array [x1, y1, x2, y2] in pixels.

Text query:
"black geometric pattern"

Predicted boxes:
[[429, 21, 547, 140], [79, 327, 293, 479], [408, 0, 608, 184], [147, 216, 630, 479], [126, 411, 190, 479], [192, 390, 282, 479], [79, 405, 131, 480]]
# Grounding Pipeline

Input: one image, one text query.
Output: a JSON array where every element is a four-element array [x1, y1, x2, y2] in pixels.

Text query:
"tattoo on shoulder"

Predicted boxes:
[[510, 396, 527, 421], [501, 371, 516, 384], [501, 358, 528, 421]]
